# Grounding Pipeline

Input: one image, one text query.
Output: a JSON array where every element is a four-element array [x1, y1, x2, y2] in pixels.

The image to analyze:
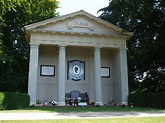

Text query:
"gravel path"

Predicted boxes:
[[0, 111, 165, 120]]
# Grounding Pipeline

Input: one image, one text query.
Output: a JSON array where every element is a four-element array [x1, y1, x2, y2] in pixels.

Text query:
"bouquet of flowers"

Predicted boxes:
[[50, 101, 57, 106], [36, 99, 42, 104]]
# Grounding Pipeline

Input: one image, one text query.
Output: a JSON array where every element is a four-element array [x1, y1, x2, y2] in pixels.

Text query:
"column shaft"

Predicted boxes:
[[58, 46, 66, 106], [28, 42, 40, 105], [94, 47, 102, 105], [118, 48, 129, 105]]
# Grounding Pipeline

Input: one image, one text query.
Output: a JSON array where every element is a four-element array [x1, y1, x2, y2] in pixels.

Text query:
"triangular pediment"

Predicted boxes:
[[25, 10, 132, 42]]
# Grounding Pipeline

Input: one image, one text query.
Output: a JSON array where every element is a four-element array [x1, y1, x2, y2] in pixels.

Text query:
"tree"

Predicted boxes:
[[0, 0, 59, 92], [99, 0, 165, 93]]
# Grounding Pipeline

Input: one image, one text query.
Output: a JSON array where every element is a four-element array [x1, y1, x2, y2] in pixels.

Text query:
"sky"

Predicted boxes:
[[57, 0, 109, 16]]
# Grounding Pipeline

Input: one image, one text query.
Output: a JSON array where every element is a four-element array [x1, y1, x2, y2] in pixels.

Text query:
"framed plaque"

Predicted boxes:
[[67, 60, 85, 81], [101, 67, 110, 78], [40, 65, 55, 76]]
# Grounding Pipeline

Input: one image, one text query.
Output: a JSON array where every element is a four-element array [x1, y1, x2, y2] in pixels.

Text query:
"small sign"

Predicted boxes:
[[101, 67, 110, 78], [40, 65, 55, 76]]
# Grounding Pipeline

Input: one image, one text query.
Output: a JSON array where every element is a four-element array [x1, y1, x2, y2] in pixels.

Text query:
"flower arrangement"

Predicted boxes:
[[89, 101, 95, 105], [49, 101, 57, 106], [43, 100, 48, 106], [108, 99, 115, 105], [51, 101, 57, 106], [36, 99, 57, 106], [78, 97, 82, 102], [36, 99, 42, 104]]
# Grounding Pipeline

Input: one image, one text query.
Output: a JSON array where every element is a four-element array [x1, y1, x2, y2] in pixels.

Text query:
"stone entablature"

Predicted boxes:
[[30, 32, 126, 48]]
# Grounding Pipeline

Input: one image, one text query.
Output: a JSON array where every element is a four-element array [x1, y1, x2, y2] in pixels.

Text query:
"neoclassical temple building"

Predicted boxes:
[[25, 10, 132, 106]]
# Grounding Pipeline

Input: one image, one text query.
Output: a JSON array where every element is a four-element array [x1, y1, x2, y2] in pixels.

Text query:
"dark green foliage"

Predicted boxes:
[[99, 0, 165, 93], [0, 0, 59, 92], [128, 93, 165, 108], [0, 92, 30, 110]]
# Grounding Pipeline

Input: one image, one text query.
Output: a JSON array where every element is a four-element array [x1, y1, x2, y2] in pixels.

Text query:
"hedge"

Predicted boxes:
[[128, 93, 165, 108], [0, 92, 30, 110]]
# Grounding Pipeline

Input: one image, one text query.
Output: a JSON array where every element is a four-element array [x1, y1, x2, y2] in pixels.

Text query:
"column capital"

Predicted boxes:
[[58, 45, 66, 51], [58, 44, 67, 47], [29, 42, 40, 47], [119, 47, 128, 51], [94, 46, 102, 49]]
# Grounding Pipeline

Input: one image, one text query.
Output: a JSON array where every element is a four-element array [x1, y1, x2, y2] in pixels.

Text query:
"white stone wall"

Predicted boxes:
[[37, 45, 58, 102], [36, 46, 116, 104]]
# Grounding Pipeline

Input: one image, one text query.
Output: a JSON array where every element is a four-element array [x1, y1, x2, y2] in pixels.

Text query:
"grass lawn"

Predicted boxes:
[[0, 106, 165, 123], [0, 117, 165, 123], [0, 106, 164, 113]]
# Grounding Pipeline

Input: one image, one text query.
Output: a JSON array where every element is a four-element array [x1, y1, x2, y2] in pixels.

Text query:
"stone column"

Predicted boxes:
[[57, 45, 66, 106], [118, 48, 129, 105], [28, 42, 40, 105], [94, 47, 102, 105]]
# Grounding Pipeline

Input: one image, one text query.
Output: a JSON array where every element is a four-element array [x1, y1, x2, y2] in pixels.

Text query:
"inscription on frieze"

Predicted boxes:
[[67, 21, 95, 31], [74, 22, 88, 26]]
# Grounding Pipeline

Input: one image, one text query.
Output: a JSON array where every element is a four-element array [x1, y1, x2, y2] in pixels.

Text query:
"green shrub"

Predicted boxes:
[[128, 93, 165, 108], [0, 92, 30, 110]]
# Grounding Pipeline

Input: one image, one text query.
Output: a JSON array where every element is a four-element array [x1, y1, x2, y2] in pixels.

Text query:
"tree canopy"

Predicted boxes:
[[0, 0, 59, 92], [99, 0, 165, 93]]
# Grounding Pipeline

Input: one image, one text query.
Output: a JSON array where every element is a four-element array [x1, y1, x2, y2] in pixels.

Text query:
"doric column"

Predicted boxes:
[[57, 45, 66, 106], [94, 47, 102, 105], [28, 42, 40, 105], [118, 48, 129, 105]]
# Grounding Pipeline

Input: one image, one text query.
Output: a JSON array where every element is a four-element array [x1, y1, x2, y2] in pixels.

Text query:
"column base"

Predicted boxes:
[[95, 102, 103, 106], [57, 102, 66, 106], [29, 102, 36, 106], [118, 102, 128, 105]]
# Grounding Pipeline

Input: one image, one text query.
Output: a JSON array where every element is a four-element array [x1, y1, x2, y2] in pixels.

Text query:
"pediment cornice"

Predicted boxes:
[[25, 10, 133, 42], [25, 10, 123, 32]]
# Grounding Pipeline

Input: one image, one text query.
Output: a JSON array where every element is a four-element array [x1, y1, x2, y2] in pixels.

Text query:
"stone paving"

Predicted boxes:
[[0, 111, 165, 120]]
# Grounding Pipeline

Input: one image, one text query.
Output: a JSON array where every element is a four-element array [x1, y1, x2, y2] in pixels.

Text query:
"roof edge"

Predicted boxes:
[[25, 10, 124, 33]]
